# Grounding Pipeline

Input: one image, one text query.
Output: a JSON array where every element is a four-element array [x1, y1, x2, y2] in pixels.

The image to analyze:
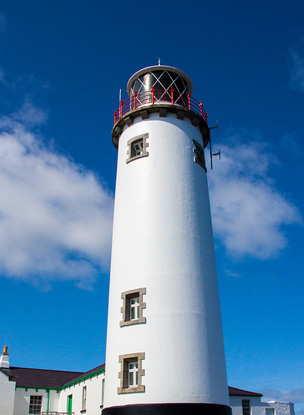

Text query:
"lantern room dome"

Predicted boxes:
[[127, 65, 193, 97]]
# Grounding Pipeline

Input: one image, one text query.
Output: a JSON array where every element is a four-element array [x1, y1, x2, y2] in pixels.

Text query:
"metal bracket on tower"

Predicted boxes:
[[208, 121, 221, 170], [210, 145, 221, 170]]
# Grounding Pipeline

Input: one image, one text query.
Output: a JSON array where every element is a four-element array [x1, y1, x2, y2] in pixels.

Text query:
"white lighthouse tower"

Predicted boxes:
[[103, 65, 231, 415]]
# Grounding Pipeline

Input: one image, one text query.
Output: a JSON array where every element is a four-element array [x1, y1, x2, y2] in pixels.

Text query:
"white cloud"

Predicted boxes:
[[224, 270, 240, 278], [13, 98, 47, 126], [208, 136, 301, 259], [289, 49, 304, 91], [0, 106, 114, 288], [263, 388, 304, 403]]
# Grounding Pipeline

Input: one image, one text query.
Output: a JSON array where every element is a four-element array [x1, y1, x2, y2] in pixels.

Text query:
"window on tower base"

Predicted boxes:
[[118, 352, 145, 394], [120, 288, 146, 327], [127, 133, 149, 163]]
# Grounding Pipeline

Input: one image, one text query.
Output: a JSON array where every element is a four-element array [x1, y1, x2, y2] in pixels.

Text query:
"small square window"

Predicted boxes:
[[118, 352, 145, 394], [29, 395, 42, 414], [127, 134, 149, 163], [193, 139, 206, 171], [120, 288, 146, 327]]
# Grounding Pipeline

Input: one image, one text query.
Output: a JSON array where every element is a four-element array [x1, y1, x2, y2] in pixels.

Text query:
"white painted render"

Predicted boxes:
[[229, 396, 295, 415], [0, 371, 15, 415], [48, 389, 60, 412], [230, 396, 270, 415], [14, 388, 51, 415], [58, 372, 105, 414], [104, 112, 229, 408], [0, 353, 9, 369]]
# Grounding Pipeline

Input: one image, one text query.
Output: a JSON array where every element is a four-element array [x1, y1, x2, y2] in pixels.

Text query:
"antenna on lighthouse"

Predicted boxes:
[[158, 57, 161, 66], [209, 121, 221, 169], [119, 88, 122, 102]]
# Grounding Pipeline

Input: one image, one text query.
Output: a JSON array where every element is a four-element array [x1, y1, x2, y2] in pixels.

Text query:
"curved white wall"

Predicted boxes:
[[104, 112, 229, 408]]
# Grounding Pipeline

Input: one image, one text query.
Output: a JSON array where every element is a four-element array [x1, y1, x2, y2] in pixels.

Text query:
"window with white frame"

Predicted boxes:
[[120, 288, 146, 327], [266, 409, 275, 415], [82, 386, 87, 411], [29, 395, 42, 414], [128, 361, 138, 387], [118, 352, 145, 394], [127, 134, 149, 163], [130, 297, 139, 320], [193, 139, 206, 172], [242, 400, 251, 415]]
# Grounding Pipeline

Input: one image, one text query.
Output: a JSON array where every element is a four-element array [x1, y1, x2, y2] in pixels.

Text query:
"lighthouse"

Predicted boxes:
[[103, 65, 231, 415]]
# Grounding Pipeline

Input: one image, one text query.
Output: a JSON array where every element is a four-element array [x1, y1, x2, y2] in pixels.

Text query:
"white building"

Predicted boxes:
[[0, 347, 295, 415], [0, 347, 105, 415]]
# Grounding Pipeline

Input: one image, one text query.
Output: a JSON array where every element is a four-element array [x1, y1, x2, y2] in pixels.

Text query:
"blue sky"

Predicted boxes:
[[0, 0, 303, 412]]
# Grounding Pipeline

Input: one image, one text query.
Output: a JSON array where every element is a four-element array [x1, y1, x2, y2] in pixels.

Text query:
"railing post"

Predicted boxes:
[[170, 87, 174, 104], [188, 92, 191, 110], [199, 101, 203, 117], [120, 100, 123, 118], [205, 112, 208, 123], [133, 92, 137, 110], [114, 111, 117, 124], [151, 87, 154, 105]]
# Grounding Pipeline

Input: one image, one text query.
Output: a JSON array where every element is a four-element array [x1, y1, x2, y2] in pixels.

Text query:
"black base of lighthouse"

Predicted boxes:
[[103, 403, 232, 415]]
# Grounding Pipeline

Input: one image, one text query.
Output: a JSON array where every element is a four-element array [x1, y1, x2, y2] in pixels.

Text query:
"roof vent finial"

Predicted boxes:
[[158, 58, 161, 66]]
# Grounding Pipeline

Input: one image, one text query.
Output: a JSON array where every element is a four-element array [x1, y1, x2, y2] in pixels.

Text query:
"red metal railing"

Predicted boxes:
[[114, 89, 208, 125]]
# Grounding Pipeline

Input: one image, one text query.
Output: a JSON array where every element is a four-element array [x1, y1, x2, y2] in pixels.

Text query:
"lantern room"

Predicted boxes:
[[113, 65, 210, 149]]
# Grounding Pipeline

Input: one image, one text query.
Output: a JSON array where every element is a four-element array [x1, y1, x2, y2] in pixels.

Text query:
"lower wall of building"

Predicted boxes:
[[267, 402, 295, 415], [0, 371, 15, 415], [14, 388, 54, 415], [230, 396, 266, 415], [58, 372, 105, 415], [0, 373, 294, 415], [229, 396, 295, 415]]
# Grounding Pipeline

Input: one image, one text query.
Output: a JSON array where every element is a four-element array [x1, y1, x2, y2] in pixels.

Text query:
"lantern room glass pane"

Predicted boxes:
[[131, 70, 189, 99]]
